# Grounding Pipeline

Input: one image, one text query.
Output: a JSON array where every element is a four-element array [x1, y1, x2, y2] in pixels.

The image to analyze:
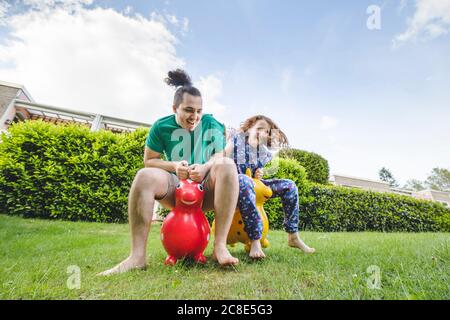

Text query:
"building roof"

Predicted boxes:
[[1, 79, 151, 133], [0, 80, 34, 102], [14, 99, 151, 133], [330, 173, 390, 185], [416, 189, 450, 196]]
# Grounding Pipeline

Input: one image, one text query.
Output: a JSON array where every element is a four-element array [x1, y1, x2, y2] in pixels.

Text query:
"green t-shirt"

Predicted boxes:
[[145, 114, 225, 165]]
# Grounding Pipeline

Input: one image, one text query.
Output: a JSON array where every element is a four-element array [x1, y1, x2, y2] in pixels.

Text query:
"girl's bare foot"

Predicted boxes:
[[212, 245, 239, 266], [288, 233, 315, 254], [97, 256, 146, 276], [249, 239, 266, 259]]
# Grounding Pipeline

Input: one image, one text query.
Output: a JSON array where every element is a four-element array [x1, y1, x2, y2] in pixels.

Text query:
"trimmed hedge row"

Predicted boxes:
[[1, 120, 448, 232], [0, 120, 146, 222], [298, 183, 450, 232], [278, 148, 330, 185]]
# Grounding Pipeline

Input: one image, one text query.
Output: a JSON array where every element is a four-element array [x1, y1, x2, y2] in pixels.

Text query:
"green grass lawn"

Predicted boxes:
[[0, 214, 448, 300]]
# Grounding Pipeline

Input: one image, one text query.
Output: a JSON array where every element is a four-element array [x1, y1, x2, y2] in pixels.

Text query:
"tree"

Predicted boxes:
[[403, 179, 426, 191], [378, 167, 399, 188], [425, 168, 450, 192]]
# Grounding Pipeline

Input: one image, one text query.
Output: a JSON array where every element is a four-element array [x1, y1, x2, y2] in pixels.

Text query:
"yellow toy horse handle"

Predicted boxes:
[[246, 167, 263, 180]]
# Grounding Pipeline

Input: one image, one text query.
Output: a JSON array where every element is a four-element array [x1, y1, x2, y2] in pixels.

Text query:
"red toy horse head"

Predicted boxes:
[[175, 179, 205, 210]]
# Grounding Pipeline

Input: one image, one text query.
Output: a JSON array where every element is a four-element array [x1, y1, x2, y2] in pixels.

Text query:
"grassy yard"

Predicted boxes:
[[0, 214, 448, 300]]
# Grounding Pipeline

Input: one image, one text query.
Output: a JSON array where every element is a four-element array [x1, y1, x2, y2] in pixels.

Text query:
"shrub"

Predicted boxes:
[[278, 148, 330, 184], [298, 183, 450, 232], [0, 120, 146, 222], [262, 157, 312, 229]]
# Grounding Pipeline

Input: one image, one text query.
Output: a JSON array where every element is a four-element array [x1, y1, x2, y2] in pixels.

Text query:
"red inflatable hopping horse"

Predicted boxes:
[[160, 179, 210, 265]]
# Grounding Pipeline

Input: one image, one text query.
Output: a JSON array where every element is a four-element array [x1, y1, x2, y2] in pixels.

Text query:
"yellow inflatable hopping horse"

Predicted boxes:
[[212, 168, 272, 252]]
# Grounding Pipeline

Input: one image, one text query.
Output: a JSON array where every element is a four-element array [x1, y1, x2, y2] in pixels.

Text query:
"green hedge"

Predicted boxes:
[[298, 183, 450, 232], [0, 120, 146, 222], [278, 148, 330, 184], [261, 160, 449, 232], [1, 120, 448, 232]]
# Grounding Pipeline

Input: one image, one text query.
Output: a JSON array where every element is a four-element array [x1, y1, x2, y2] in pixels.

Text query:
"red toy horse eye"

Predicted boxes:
[[197, 184, 204, 192], [176, 183, 181, 189]]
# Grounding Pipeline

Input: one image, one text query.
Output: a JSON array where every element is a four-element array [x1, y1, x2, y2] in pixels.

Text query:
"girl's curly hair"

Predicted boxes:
[[240, 115, 289, 148]]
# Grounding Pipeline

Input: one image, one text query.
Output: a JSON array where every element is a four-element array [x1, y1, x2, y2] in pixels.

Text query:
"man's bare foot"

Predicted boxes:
[[249, 240, 266, 259], [97, 256, 146, 276], [288, 233, 316, 254], [212, 245, 239, 266]]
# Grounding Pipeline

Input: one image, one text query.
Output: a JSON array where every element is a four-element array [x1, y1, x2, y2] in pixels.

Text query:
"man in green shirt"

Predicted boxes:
[[99, 70, 239, 275]]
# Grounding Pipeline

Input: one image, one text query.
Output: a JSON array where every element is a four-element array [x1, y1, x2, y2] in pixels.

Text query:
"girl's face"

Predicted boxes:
[[248, 119, 270, 145]]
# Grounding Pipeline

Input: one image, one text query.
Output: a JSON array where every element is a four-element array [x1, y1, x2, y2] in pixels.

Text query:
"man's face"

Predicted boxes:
[[173, 93, 203, 131]]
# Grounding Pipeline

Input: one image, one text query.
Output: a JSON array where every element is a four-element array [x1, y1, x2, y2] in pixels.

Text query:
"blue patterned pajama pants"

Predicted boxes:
[[237, 174, 300, 240]]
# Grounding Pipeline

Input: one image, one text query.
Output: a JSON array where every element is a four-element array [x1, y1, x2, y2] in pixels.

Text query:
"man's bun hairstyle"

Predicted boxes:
[[165, 69, 201, 107], [165, 69, 193, 87]]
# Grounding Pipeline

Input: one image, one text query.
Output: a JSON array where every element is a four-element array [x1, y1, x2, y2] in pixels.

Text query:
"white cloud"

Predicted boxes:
[[164, 14, 189, 34], [393, 0, 450, 47], [149, 11, 189, 35], [182, 17, 189, 33], [425, 22, 449, 37], [196, 74, 226, 117], [0, 0, 10, 26], [22, 0, 93, 12], [320, 115, 339, 130], [0, 3, 221, 124], [165, 14, 178, 25], [149, 11, 166, 24], [123, 5, 133, 15], [0, 6, 181, 122]]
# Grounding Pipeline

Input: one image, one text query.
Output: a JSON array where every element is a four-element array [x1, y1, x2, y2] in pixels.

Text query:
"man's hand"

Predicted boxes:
[[254, 168, 264, 180], [189, 164, 208, 182], [174, 160, 190, 180]]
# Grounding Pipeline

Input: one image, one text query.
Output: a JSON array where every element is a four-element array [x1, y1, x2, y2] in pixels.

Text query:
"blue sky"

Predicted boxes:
[[1, 0, 449, 185]]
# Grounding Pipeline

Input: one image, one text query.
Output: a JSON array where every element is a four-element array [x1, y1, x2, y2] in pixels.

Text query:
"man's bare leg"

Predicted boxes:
[[98, 168, 171, 276], [208, 157, 240, 266]]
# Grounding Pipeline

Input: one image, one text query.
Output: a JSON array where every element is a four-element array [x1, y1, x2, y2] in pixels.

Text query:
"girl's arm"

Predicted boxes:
[[254, 145, 275, 179], [259, 145, 274, 167]]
